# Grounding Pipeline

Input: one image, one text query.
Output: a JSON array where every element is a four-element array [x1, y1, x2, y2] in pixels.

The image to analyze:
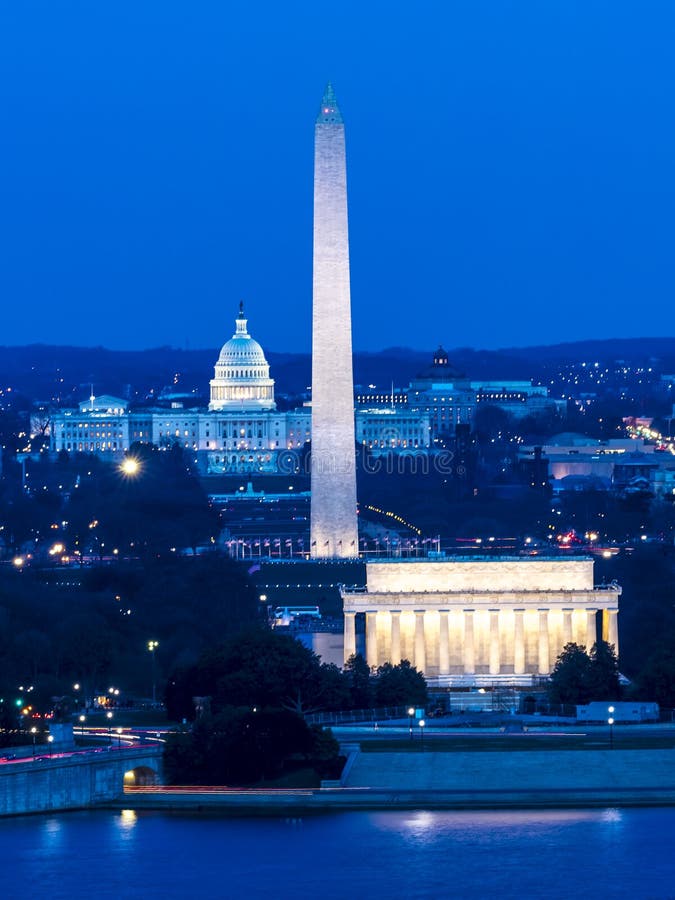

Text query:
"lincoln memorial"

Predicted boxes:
[[341, 557, 620, 686]]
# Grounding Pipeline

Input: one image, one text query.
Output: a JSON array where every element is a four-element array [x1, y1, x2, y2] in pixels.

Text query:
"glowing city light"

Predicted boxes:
[[119, 457, 140, 476]]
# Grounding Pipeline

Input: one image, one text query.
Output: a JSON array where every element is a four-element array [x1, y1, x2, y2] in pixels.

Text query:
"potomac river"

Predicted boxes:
[[3, 807, 675, 899]]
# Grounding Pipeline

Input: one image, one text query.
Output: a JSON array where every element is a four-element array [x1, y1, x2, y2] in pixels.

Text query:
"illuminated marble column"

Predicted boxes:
[[438, 610, 450, 675], [606, 609, 619, 656], [366, 611, 378, 669], [390, 611, 402, 665], [489, 609, 501, 675], [538, 610, 550, 675], [586, 609, 598, 649], [414, 611, 426, 672], [514, 609, 525, 675], [463, 609, 475, 674], [562, 609, 573, 647], [343, 611, 356, 663]]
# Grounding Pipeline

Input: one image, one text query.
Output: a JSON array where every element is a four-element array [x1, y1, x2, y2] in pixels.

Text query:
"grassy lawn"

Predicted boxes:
[[360, 733, 675, 753]]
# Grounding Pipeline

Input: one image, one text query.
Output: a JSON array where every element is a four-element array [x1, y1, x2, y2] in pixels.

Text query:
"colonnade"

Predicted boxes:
[[343, 605, 619, 678]]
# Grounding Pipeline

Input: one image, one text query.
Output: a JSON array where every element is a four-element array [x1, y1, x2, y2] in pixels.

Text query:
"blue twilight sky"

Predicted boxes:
[[1, 2, 674, 353]]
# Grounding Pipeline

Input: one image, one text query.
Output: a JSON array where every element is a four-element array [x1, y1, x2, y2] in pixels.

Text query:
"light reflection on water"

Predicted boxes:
[[2, 807, 674, 900]]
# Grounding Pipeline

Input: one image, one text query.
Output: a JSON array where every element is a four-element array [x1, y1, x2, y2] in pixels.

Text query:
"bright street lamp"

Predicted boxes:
[[78, 714, 86, 738], [419, 719, 426, 748], [408, 707, 415, 740], [148, 640, 159, 703], [30, 726, 37, 759], [47, 734, 54, 758], [119, 457, 140, 477], [608, 705, 615, 749]]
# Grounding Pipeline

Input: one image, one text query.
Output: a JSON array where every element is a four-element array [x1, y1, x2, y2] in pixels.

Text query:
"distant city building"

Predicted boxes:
[[518, 433, 675, 494], [209, 302, 275, 411], [48, 305, 431, 473], [355, 407, 431, 455], [358, 346, 563, 442], [406, 347, 475, 434], [49, 317, 561, 471], [50, 307, 311, 473]]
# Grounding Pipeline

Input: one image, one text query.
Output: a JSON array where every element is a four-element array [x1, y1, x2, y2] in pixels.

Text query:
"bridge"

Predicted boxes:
[[0, 746, 163, 817]]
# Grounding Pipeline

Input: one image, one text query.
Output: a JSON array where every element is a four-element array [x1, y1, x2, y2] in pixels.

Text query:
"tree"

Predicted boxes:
[[374, 660, 427, 707], [164, 707, 330, 786], [588, 641, 621, 700], [548, 641, 621, 705], [165, 630, 346, 720], [343, 653, 373, 709], [547, 643, 594, 705], [635, 641, 675, 707]]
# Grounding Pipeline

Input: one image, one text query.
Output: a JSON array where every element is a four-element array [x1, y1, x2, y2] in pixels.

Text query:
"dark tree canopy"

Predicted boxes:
[[343, 654, 374, 709], [548, 641, 620, 705], [166, 630, 346, 720], [374, 660, 428, 707], [0, 553, 260, 709], [163, 708, 322, 785], [167, 643, 429, 722], [634, 642, 675, 707]]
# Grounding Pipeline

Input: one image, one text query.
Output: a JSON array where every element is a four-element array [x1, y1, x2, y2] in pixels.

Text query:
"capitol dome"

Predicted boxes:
[[209, 303, 276, 411]]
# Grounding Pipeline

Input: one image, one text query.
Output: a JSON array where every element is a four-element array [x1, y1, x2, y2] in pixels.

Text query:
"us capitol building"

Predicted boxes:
[[48, 303, 429, 472]]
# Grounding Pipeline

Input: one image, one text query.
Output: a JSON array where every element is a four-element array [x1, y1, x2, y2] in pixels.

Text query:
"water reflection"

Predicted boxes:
[[120, 809, 138, 829], [375, 808, 610, 836], [2, 807, 675, 900]]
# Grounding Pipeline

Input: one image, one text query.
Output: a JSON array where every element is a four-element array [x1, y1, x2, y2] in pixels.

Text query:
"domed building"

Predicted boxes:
[[209, 303, 275, 411]]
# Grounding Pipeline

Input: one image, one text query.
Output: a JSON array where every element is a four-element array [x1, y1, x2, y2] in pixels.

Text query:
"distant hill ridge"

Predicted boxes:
[[0, 337, 674, 403]]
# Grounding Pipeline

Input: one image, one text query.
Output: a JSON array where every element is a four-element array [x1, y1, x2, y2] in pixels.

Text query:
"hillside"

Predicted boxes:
[[1, 337, 674, 404]]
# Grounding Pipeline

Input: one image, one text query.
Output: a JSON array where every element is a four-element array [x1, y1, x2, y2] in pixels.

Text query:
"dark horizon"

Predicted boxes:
[[1, 335, 675, 358]]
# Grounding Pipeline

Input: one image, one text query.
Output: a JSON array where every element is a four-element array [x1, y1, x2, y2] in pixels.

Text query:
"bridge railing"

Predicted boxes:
[[305, 706, 408, 726]]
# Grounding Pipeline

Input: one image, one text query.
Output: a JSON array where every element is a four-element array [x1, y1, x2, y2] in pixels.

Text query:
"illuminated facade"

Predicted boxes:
[[48, 300, 423, 472], [357, 347, 563, 441], [356, 408, 431, 454], [49, 306, 311, 472], [209, 302, 275, 411], [342, 557, 620, 686]]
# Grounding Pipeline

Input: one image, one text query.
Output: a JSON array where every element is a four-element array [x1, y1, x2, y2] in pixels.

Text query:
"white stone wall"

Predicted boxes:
[[364, 558, 596, 593]]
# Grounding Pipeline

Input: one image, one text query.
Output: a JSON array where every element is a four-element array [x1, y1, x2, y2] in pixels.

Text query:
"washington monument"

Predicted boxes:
[[310, 84, 359, 559]]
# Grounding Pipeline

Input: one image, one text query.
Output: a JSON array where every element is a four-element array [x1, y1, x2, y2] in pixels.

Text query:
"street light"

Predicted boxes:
[[148, 640, 159, 704], [78, 714, 86, 738], [106, 710, 113, 745], [116, 727, 123, 750], [47, 734, 54, 758], [30, 726, 37, 759], [608, 705, 615, 749], [408, 707, 415, 741], [419, 719, 426, 748], [119, 457, 140, 477]]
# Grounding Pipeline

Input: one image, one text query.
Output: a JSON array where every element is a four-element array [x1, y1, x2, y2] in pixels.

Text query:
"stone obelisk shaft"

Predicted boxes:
[[310, 85, 358, 559]]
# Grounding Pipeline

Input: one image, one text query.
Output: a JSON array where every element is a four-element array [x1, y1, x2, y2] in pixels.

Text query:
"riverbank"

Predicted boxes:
[[113, 784, 675, 814], [112, 746, 675, 814]]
